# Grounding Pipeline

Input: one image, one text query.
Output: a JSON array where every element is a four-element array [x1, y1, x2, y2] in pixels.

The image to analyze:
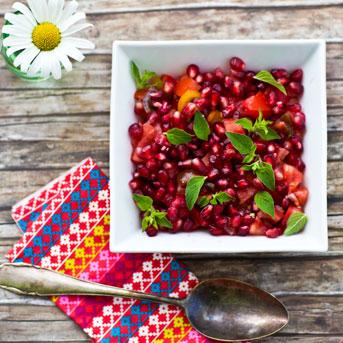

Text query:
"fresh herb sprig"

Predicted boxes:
[[225, 132, 256, 163], [253, 70, 287, 95], [284, 211, 308, 236], [236, 110, 280, 141], [198, 191, 234, 207], [165, 111, 211, 145], [133, 194, 172, 231], [130, 61, 162, 90], [242, 159, 275, 190]]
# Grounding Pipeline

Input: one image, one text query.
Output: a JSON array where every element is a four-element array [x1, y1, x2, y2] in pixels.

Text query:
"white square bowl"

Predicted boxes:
[[110, 39, 327, 253]]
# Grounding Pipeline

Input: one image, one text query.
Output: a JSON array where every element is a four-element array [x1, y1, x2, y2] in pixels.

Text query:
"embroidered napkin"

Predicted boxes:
[[6, 157, 214, 343]]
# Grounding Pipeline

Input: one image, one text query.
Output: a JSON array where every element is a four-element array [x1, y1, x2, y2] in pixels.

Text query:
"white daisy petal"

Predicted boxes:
[[59, 12, 85, 32], [57, 0, 78, 25], [19, 46, 40, 72], [13, 45, 38, 68], [62, 22, 92, 37], [12, 2, 37, 26], [54, 47, 72, 72], [63, 37, 94, 49], [50, 53, 62, 79], [27, 53, 43, 76], [27, 0, 47, 23], [59, 41, 84, 61], [4, 13, 35, 30], [39, 52, 52, 78], [2, 25, 31, 38], [6, 43, 32, 57], [3, 36, 32, 47], [48, 0, 65, 23]]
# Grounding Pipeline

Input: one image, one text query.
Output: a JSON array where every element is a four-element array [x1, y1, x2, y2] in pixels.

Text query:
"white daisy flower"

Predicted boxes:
[[2, 0, 94, 79]]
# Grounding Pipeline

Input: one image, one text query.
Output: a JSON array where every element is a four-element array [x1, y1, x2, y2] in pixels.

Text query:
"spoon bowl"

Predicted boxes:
[[0, 263, 288, 341], [184, 278, 288, 341]]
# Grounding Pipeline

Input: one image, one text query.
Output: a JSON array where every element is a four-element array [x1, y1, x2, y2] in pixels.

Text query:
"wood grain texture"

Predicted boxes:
[[0, 2, 342, 342]]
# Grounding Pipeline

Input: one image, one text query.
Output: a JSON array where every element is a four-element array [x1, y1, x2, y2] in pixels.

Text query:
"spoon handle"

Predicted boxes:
[[0, 263, 183, 307]]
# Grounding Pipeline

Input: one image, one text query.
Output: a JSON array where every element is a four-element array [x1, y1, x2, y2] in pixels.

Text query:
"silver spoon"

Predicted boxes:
[[0, 263, 288, 341]]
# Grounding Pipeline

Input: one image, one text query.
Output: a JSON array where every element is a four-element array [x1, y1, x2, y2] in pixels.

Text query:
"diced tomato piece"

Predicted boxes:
[[175, 75, 200, 97], [282, 163, 304, 192], [131, 123, 160, 162], [241, 92, 272, 118], [177, 89, 201, 112], [265, 228, 282, 238], [276, 147, 290, 164], [250, 218, 267, 235], [134, 89, 148, 100], [282, 206, 302, 226], [289, 186, 309, 207], [237, 187, 256, 204], [223, 118, 245, 134]]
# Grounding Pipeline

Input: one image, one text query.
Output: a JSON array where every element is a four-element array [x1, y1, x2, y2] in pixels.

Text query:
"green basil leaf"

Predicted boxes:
[[256, 127, 281, 141], [156, 214, 173, 229], [214, 192, 234, 204], [194, 111, 211, 141], [130, 61, 142, 89], [141, 70, 157, 83], [284, 212, 308, 236], [133, 194, 153, 211], [166, 128, 192, 145], [198, 195, 210, 208], [141, 216, 150, 231], [186, 176, 207, 210], [226, 132, 255, 155], [242, 145, 256, 163], [254, 191, 275, 217], [253, 70, 287, 95], [236, 118, 253, 132], [210, 198, 217, 205], [255, 162, 275, 190]]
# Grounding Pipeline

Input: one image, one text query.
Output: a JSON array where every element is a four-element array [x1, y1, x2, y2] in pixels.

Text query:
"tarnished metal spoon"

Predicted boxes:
[[0, 263, 288, 341]]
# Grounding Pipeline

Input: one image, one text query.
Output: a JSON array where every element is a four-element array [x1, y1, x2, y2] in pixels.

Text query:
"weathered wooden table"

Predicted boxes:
[[0, 1, 342, 342]]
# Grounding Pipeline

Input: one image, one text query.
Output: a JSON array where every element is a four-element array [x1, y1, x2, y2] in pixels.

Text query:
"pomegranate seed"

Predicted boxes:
[[232, 81, 243, 97], [219, 96, 229, 109], [222, 103, 236, 118], [271, 68, 288, 79], [266, 90, 277, 107], [229, 57, 246, 71], [192, 158, 208, 174], [146, 159, 159, 172], [237, 179, 249, 189], [224, 76, 233, 89], [291, 136, 303, 151], [207, 168, 220, 181], [183, 218, 196, 232], [238, 225, 250, 236], [147, 112, 159, 125], [282, 197, 290, 209], [214, 67, 224, 79], [155, 153, 166, 161], [209, 225, 225, 236], [157, 170, 169, 184], [288, 103, 302, 113], [195, 74, 204, 83], [163, 80, 175, 94], [128, 123, 143, 141], [267, 143, 276, 153], [172, 219, 183, 233], [186, 64, 200, 78], [211, 142, 222, 155], [253, 178, 264, 189], [129, 179, 141, 191], [193, 97, 209, 112], [155, 187, 165, 200], [213, 122, 226, 138], [134, 101, 146, 116], [293, 112, 306, 128], [167, 181, 176, 194], [200, 205, 213, 220], [204, 72, 214, 82], [212, 83, 222, 93], [288, 82, 304, 96], [231, 215, 241, 228], [217, 179, 229, 189], [211, 92, 220, 108], [171, 111, 182, 126], [213, 205, 224, 216], [231, 69, 245, 79], [290, 69, 303, 82], [146, 226, 158, 237], [265, 228, 282, 238], [182, 102, 197, 119], [136, 165, 149, 178]]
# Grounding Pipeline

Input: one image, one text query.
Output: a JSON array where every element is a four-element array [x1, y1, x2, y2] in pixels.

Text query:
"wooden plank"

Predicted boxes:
[[0, 43, 342, 90], [0, 295, 341, 335], [0, 80, 342, 117], [1, 0, 343, 15], [1, 6, 343, 54], [0, 320, 89, 342]]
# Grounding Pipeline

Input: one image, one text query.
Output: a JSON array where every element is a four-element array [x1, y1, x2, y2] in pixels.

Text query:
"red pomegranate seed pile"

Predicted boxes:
[[129, 57, 308, 237]]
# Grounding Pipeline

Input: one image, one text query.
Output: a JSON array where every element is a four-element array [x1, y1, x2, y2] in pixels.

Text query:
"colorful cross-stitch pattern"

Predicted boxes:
[[8, 158, 220, 343]]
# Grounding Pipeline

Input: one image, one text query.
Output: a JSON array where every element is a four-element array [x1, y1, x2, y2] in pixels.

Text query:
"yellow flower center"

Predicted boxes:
[[32, 22, 61, 51]]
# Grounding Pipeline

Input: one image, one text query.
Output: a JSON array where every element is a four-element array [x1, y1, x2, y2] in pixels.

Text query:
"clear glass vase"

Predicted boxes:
[[1, 32, 48, 82]]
